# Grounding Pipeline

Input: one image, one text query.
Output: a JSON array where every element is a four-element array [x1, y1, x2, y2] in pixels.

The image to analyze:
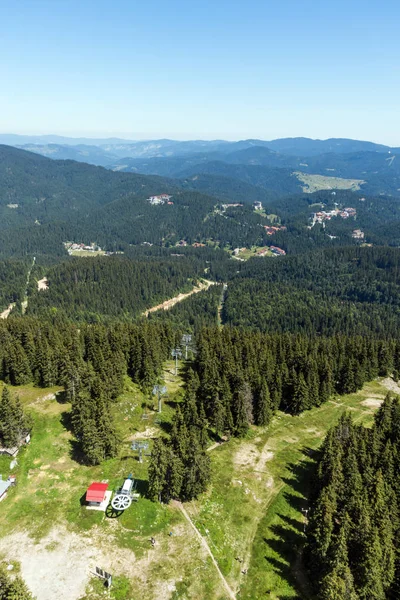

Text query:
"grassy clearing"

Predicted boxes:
[[294, 171, 365, 193], [69, 250, 106, 257], [185, 380, 385, 599], [236, 246, 273, 260], [0, 366, 224, 600], [0, 368, 185, 542], [0, 372, 388, 599]]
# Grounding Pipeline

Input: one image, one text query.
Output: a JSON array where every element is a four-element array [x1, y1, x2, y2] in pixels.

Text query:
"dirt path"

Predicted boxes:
[[143, 280, 214, 317], [217, 283, 228, 328], [21, 256, 36, 314], [173, 500, 236, 600], [0, 258, 36, 318], [0, 302, 16, 319], [207, 441, 224, 452]]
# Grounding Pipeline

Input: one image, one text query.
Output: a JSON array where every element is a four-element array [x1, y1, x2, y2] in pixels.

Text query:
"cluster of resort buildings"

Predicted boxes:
[[352, 229, 365, 240], [147, 194, 173, 205], [311, 206, 357, 225], [174, 240, 206, 248], [233, 245, 286, 258], [263, 225, 287, 235], [64, 241, 102, 254]]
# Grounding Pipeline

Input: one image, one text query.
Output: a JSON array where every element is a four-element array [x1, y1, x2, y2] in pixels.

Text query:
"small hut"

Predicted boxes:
[[85, 482, 110, 510]]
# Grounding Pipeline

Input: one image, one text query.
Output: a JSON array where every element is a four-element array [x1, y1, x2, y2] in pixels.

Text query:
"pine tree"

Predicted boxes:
[[255, 380, 273, 426], [0, 563, 33, 600], [308, 484, 337, 564], [319, 514, 358, 600], [291, 373, 310, 415], [0, 387, 29, 449], [232, 380, 251, 437], [357, 525, 385, 600], [180, 430, 211, 501], [369, 471, 396, 590], [164, 446, 184, 501], [148, 439, 168, 502]]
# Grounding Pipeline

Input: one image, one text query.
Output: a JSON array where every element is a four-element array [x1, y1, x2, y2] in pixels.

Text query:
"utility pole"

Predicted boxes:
[[152, 384, 167, 413], [171, 348, 182, 375]]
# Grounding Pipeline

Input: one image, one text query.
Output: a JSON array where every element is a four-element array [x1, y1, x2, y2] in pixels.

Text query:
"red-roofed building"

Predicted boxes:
[[86, 482, 108, 505]]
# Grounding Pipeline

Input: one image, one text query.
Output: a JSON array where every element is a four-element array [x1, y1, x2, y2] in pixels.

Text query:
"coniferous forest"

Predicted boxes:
[[307, 399, 400, 599]]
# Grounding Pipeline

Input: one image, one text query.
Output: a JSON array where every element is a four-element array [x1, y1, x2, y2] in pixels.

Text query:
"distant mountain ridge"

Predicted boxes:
[[1, 134, 398, 161]]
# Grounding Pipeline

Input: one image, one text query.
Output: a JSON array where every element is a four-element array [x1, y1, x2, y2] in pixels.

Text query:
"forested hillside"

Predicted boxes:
[[0, 145, 275, 256], [1, 145, 400, 261], [107, 140, 400, 197], [0, 144, 176, 227], [222, 247, 400, 335], [0, 260, 30, 311], [27, 256, 205, 321], [148, 325, 400, 504], [0, 316, 176, 462], [307, 401, 400, 599]]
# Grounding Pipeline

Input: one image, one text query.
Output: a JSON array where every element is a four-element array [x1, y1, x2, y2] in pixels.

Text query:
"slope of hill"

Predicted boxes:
[[18, 143, 119, 166], [263, 136, 393, 155], [178, 161, 365, 196], [108, 153, 220, 176], [222, 246, 400, 336], [108, 145, 400, 197], [0, 144, 178, 228], [178, 173, 278, 203], [0, 144, 399, 260], [0, 145, 277, 256], [27, 255, 206, 321]]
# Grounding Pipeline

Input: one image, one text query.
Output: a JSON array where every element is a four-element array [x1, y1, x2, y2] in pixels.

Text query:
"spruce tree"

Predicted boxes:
[[319, 514, 358, 600], [255, 380, 273, 426], [232, 380, 251, 437], [291, 373, 310, 415], [0, 563, 33, 599], [148, 439, 168, 502], [0, 387, 29, 449]]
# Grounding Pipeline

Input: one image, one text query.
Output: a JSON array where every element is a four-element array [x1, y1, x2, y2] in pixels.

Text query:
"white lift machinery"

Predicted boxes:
[[111, 475, 138, 511]]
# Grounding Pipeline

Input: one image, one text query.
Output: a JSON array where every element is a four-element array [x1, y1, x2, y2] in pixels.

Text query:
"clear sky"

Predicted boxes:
[[1, 0, 399, 144]]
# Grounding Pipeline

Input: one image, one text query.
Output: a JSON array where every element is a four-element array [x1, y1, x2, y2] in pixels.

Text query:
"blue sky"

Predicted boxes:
[[1, 0, 399, 143]]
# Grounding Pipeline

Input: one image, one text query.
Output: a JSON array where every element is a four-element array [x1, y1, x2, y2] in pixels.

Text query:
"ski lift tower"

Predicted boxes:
[[181, 334, 192, 359], [152, 384, 167, 413], [171, 348, 182, 375], [131, 441, 149, 463]]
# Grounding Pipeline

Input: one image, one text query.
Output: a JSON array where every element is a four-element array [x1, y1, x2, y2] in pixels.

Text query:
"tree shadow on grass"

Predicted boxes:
[[261, 448, 319, 599], [264, 523, 311, 600], [55, 390, 69, 404], [69, 438, 87, 464], [60, 410, 73, 432], [278, 513, 304, 535], [164, 399, 179, 410], [157, 420, 172, 435], [280, 448, 318, 499], [134, 478, 149, 497]]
